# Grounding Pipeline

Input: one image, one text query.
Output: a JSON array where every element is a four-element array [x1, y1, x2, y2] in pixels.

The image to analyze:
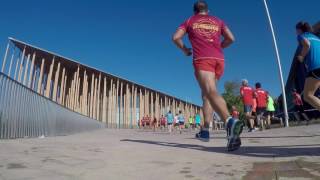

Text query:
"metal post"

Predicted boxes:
[[263, 0, 289, 127]]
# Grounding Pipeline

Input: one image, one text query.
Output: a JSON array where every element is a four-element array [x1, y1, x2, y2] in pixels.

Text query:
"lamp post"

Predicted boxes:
[[262, 0, 289, 127]]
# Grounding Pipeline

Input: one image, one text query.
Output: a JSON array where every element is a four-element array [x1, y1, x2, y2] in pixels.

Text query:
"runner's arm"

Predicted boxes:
[[297, 37, 310, 62], [240, 88, 244, 97], [172, 29, 192, 56], [221, 27, 235, 48]]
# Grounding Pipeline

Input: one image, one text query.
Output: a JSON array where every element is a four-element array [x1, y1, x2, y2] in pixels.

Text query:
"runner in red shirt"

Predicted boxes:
[[254, 82, 268, 130], [172, 1, 243, 151], [240, 79, 255, 132]]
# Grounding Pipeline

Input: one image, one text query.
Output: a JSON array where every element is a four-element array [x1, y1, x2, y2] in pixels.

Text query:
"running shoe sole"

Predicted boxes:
[[227, 121, 243, 151]]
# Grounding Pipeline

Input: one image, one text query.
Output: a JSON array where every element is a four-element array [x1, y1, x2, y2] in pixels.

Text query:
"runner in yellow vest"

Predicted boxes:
[[266, 95, 275, 129]]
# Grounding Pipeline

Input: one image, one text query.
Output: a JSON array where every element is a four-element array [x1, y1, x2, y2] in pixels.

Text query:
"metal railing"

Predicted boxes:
[[0, 73, 105, 139]]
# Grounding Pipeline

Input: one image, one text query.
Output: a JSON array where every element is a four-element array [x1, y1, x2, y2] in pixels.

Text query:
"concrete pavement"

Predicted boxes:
[[0, 124, 320, 180]]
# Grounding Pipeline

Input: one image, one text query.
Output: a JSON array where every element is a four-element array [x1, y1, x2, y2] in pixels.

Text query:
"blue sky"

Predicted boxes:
[[0, 0, 319, 106]]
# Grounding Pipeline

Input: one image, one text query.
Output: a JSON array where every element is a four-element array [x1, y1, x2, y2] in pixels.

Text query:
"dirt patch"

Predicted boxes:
[[7, 163, 27, 169], [242, 159, 320, 180], [185, 174, 195, 178], [180, 170, 191, 174]]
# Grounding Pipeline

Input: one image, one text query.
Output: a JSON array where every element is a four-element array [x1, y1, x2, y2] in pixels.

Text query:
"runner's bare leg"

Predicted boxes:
[[195, 70, 230, 122]]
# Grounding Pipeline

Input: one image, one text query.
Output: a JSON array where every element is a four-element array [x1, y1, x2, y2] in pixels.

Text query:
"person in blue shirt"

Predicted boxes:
[[178, 111, 185, 134], [296, 21, 320, 111], [166, 110, 174, 133], [195, 113, 201, 128]]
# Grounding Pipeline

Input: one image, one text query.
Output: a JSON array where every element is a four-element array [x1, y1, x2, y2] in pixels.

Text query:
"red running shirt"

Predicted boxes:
[[178, 14, 227, 61], [255, 88, 268, 108], [240, 86, 254, 105]]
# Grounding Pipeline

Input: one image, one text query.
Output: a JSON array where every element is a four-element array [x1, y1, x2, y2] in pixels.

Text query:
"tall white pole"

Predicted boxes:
[[263, 0, 289, 127]]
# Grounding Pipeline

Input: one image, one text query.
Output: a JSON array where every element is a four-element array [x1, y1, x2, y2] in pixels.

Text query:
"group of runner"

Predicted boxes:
[[163, 111, 202, 133], [240, 80, 276, 132], [172, 1, 320, 151], [140, 112, 202, 133]]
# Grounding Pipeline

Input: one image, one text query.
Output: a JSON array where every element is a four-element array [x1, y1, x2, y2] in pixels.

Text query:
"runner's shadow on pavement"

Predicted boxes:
[[120, 139, 320, 158], [186, 134, 320, 140]]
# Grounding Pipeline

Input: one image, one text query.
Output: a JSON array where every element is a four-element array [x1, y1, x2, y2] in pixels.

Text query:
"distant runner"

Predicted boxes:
[[266, 94, 275, 129], [240, 79, 255, 132], [172, 0, 243, 151], [188, 115, 194, 129], [178, 111, 185, 134], [195, 113, 201, 129], [254, 82, 268, 131], [166, 111, 174, 133]]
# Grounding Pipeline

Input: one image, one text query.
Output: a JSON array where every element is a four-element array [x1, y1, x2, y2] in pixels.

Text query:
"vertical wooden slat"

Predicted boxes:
[[85, 72, 89, 115], [119, 82, 123, 127], [156, 93, 159, 121], [144, 89, 147, 117], [93, 77, 98, 120], [75, 70, 80, 111], [97, 74, 102, 121], [69, 74, 74, 109], [164, 96, 167, 113], [126, 84, 129, 127], [62, 75, 67, 106], [124, 85, 127, 128], [108, 79, 113, 126], [1, 42, 10, 73], [124, 91, 127, 128], [8, 52, 15, 77], [70, 78, 75, 109], [31, 67, 37, 90], [134, 87, 138, 127], [90, 73, 95, 118], [45, 57, 55, 98], [160, 97, 163, 118], [13, 57, 20, 80], [151, 92, 154, 121], [102, 77, 107, 123], [17, 55, 25, 82], [37, 59, 45, 94], [146, 90, 148, 117], [131, 85, 134, 128], [139, 89, 143, 127], [52, 62, 61, 102], [81, 70, 87, 114], [73, 67, 80, 111], [116, 79, 119, 128], [87, 93, 91, 114], [22, 54, 31, 85], [27, 52, 36, 88], [66, 94, 69, 108], [113, 82, 117, 128], [59, 68, 66, 104]]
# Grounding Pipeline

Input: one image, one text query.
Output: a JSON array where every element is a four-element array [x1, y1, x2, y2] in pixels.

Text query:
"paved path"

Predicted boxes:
[[0, 124, 320, 180]]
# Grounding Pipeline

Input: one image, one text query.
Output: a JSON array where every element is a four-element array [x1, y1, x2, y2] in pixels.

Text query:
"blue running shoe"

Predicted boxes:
[[226, 118, 243, 151], [195, 130, 210, 142]]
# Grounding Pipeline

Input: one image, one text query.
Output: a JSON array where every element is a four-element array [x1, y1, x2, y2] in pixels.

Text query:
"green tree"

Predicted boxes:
[[222, 80, 244, 120]]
